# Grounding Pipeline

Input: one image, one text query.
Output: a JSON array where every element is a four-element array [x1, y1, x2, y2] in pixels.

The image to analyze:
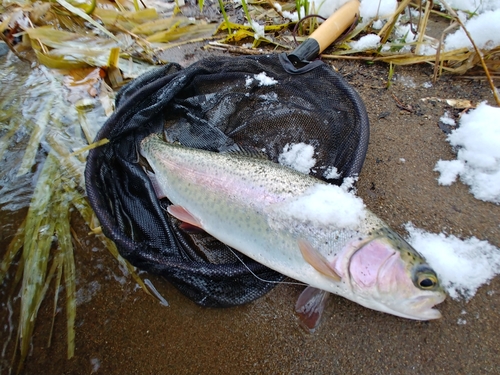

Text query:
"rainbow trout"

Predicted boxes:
[[140, 135, 446, 327]]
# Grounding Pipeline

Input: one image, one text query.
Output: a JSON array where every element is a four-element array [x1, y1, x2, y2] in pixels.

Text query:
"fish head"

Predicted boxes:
[[347, 227, 446, 320]]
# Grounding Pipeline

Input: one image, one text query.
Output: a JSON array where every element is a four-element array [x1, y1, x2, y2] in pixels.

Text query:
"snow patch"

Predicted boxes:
[[438, 0, 500, 13], [256, 72, 277, 86], [372, 19, 384, 29], [258, 92, 278, 101], [445, 10, 500, 51], [434, 102, 500, 204], [283, 183, 366, 229], [308, 0, 351, 20], [405, 223, 500, 300], [323, 166, 341, 179], [350, 34, 381, 50], [434, 159, 465, 185], [440, 111, 456, 126], [279, 143, 316, 174], [248, 20, 265, 40], [282, 10, 299, 22], [360, 0, 397, 20]]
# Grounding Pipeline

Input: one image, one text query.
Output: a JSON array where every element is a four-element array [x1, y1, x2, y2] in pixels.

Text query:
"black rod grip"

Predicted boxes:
[[288, 38, 321, 64]]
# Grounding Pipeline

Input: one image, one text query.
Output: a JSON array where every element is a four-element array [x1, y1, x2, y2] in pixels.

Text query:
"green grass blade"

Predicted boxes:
[[16, 153, 59, 371], [47, 247, 64, 349], [17, 97, 53, 176], [57, 200, 76, 359], [217, 0, 232, 34], [0, 218, 26, 285]]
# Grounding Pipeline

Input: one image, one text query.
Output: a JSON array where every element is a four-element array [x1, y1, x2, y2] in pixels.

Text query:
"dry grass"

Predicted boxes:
[[215, 0, 499, 105]]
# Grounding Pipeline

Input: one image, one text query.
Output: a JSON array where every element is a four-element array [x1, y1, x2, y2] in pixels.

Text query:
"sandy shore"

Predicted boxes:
[[2, 48, 499, 374]]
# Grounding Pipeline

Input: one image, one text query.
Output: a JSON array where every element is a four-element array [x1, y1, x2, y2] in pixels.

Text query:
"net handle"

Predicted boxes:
[[311, 0, 360, 53], [288, 0, 360, 63]]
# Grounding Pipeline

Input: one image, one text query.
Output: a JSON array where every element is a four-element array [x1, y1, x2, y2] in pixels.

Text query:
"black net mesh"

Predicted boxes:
[[85, 53, 370, 307]]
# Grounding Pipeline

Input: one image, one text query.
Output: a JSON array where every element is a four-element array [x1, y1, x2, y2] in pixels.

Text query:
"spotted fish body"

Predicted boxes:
[[140, 135, 446, 321]]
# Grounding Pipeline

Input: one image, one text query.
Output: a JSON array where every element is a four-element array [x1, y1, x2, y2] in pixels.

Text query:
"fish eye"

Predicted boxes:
[[417, 274, 438, 289]]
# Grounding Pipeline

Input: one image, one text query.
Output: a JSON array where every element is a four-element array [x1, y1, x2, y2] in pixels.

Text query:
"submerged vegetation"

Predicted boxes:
[[0, 63, 151, 373], [0, 0, 499, 372]]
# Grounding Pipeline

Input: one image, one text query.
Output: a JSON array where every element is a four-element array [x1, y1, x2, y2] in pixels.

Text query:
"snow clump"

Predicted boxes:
[[434, 102, 500, 204]]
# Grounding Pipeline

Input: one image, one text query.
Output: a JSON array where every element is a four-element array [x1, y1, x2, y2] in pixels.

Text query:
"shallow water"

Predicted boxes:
[[1, 51, 500, 374]]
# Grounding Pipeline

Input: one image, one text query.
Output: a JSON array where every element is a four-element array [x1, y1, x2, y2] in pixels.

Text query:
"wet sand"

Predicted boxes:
[[1, 51, 500, 374]]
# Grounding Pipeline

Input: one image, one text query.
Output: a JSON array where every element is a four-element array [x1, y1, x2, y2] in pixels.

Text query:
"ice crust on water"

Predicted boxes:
[[434, 103, 500, 204], [278, 143, 316, 174], [405, 223, 500, 300]]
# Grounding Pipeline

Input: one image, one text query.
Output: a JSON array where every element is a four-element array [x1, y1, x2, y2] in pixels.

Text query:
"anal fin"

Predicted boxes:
[[144, 170, 168, 199], [167, 205, 203, 229]]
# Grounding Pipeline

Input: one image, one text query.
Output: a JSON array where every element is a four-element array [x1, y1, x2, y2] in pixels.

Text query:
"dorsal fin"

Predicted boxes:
[[220, 144, 270, 160]]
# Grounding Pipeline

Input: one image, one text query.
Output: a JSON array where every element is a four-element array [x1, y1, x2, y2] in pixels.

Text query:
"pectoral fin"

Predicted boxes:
[[298, 239, 341, 282], [178, 222, 207, 234], [295, 286, 330, 333], [167, 205, 203, 229]]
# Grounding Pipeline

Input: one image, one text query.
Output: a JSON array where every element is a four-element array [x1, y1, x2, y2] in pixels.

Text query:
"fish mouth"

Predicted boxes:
[[402, 293, 447, 320], [373, 242, 446, 320], [383, 287, 447, 321], [354, 291, 445, 321]]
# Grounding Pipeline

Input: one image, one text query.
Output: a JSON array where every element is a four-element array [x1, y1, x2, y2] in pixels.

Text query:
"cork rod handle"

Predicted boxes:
[[288, 0, 360, 63], [311, 0, 360, 54]]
